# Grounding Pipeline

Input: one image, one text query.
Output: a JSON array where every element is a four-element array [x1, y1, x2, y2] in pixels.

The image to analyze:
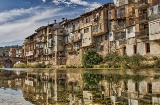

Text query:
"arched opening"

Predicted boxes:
[[5, 58, 12, 68]]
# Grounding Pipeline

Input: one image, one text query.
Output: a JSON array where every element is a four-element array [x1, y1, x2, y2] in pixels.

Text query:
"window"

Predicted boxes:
[[99, 24, 102, 30], [128, 27, 133, 34], [123, 46, 126, 55], [147, 83, 152, 93], [135, 82, 139, 91], [83, 38, 87, 43], [60, 30, 63, 33], [133, 45, 137, 54], [84, 28, 89, 33], [100, 45, 104, 51], [93, 25, 99, 32], [146, 43, 150, 53], [49, 29, 51, 33]]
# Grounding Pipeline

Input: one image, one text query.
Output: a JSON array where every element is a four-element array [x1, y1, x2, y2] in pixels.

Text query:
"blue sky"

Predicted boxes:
[[0, 0, 112, 47]]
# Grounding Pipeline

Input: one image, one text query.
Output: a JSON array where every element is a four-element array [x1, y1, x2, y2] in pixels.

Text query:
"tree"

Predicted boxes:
[[82, 50, 103, 68]]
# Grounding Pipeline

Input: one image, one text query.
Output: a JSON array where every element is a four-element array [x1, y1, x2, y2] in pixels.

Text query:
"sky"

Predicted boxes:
[[0, 0, 112, 47]]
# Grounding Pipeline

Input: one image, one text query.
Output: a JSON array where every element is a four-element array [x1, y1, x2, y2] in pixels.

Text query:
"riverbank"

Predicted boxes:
[[12, 53, 160, 70]]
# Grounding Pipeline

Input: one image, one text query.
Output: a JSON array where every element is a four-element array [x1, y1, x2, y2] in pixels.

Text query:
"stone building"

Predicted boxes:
[[24, 20, 66, 65], [22, 0, 160, 66], [135, 0, 152, 56], [63, 17, 83, 66], [24, 33, 37, 63], [110, 0, 137, 55], [63, 3, 114, 66], [80, 3, 114, 57], [9, 46, 24, 58], [148, 0, 160, 56], [0, 46, 10, 57]]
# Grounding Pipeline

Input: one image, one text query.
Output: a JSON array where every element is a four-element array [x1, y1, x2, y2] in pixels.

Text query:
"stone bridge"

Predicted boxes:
[[0, 57, 26, 68]]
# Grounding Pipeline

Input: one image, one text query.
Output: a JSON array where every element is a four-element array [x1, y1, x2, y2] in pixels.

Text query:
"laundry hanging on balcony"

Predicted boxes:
[[153, 5, 158, 15]]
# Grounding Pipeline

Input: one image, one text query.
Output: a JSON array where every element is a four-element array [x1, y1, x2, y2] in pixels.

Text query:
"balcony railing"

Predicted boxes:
[[148, 5, 160, 21], [126, 19, 135, 26], [152, 0, 160, 6], [116, 12, 126, 19], [119, 39, 127, 45], [138, 0, 148, 4], [139, 14, 148, 22], [115, 32, 126, 40], [136, 29, 149, 38], [114, 23, 126, 30], [74, 33, 82, 42], [136, 0, 149, 9], [119, 0, 126, 6]]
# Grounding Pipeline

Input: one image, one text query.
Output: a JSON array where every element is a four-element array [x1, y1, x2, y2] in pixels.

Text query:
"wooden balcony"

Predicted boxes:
[[108, 10, 115, 20], [119, 0, 135, 6], [126, 19, 135, 27], [116, 12, 126, 19], [152, 0, 160, 6], [139, 14, 148, 23], [136, 29, 149, 39], [74, 33, 82, 42], [114, 23, 126, 31], [119, 0, 126, 6], [135, 0, 149, 9], [119, 39, 127, 45], [148, 5, 160, 21], [115, 32, 126, 40]]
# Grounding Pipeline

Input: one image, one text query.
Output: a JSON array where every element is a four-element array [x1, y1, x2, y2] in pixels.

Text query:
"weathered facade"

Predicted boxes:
[[64, 17, 83, 66], [24, 33, 37, 63], [135, 0, 151, 56], [24, 20, 66, 66], [80, 3, 114, 56], [9, 46, 23, 58], [148, 0, 160, 56], [110, 0, 137, 56], [22, 0, 160, 66]]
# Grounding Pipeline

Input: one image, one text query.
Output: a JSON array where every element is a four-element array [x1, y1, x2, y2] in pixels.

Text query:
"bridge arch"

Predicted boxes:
[[0, 57, 26, 68]]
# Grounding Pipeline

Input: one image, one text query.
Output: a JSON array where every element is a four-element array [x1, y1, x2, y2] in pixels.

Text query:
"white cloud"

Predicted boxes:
[[42, 0, 46, 3], [0, 7, 40, 24], [52, 0, 101, 11], [0, 0, 102, 46], [0, 6, 79, 46]]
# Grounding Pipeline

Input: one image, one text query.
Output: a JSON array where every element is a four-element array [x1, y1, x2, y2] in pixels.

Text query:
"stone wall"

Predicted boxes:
[[150, 41, 160, 56], [66, 49, 83, 66], [137, 42, 146, 56]]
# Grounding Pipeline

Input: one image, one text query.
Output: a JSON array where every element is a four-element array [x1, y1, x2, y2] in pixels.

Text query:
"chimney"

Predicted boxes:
[[54, 20, 56, 23], [62, 18, 65, 21]]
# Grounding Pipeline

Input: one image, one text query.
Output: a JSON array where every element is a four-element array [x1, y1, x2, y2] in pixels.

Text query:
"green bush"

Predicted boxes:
[[154, 59, 160, 68], [14, 63, 27, 68], [34, 63, 46, 68], [104, 53, 146, 69], [130, 54, 145, 68], [82, 50, 103, 68]]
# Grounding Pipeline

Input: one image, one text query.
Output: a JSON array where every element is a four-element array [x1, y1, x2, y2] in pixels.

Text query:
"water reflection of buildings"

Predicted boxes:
[[0, 70, 23, 89], [21, 70, 83, 105], [2, 69, 160, 105]]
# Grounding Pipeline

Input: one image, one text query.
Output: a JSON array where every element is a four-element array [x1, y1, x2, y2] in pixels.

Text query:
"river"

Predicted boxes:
[[0, 68, 160, 105]]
